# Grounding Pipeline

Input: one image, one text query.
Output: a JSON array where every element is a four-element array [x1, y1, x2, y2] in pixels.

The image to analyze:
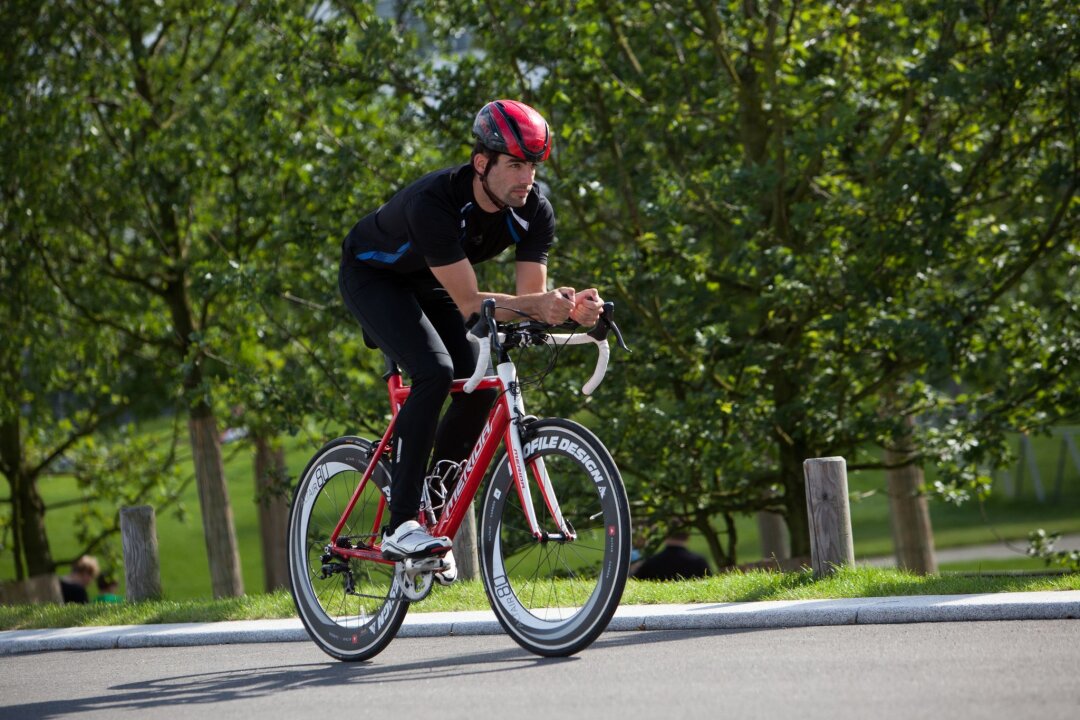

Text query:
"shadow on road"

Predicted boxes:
[[2, 628, 767, 719], [2, 645, 551, 719]]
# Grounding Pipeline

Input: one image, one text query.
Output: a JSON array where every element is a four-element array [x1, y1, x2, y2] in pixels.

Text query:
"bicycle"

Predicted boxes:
[[287, 298, 631, 661]]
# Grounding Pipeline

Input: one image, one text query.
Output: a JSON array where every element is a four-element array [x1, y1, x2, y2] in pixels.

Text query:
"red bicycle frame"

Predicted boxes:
[[324, 362, 571, 566]]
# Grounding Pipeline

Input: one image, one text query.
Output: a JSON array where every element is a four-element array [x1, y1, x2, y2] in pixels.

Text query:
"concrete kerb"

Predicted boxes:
[[1, 591, 1078, 656]]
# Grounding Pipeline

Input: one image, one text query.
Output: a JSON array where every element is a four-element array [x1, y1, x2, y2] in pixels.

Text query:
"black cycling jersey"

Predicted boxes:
[[343, 163, 555, 274]]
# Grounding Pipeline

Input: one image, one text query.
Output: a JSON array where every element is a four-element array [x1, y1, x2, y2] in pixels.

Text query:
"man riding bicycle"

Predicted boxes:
[[338, 99, 603, 577]]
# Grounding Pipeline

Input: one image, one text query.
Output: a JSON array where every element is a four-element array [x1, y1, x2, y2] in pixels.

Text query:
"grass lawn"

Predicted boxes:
[[2, 565, 1078, 631], [2, 422, 1078, 601]]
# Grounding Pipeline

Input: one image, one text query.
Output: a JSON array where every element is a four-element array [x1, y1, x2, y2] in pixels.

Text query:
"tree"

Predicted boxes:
[[9, 0, 1075, 586], [6, 0, 453, 596], [420, 0, 1079, 564], [1, 0, 185, 582], [204, 3, 457, 587]]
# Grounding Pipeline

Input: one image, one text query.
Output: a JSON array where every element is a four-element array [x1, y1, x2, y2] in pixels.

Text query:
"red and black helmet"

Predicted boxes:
[[472, 100, 552, 163]]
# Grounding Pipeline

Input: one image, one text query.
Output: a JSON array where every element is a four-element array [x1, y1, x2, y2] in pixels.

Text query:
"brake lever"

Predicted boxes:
[[587, 302, 631, 352]]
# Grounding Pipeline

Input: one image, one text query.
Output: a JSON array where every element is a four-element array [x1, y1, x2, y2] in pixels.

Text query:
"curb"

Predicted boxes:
[[2, 590, 1078, 656]]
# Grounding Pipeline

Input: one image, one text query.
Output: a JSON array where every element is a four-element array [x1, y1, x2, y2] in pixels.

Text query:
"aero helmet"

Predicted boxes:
[[472, 100, 551, 163]]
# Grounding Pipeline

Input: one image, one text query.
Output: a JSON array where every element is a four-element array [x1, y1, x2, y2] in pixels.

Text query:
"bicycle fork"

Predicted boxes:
[[500, 361, 576, 542]]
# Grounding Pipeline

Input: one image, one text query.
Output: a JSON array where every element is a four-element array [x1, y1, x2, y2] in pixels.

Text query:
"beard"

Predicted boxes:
[[481, 174, 530, 209]]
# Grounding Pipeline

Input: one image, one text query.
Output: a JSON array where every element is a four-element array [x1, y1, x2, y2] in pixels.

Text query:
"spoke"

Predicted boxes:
[[303, 466, 397, 625], [489, 438, 622, 634]]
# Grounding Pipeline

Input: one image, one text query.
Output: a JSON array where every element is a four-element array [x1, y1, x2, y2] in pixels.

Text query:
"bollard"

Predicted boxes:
[[803, 457, 855, 578], [120, 505, 163, 601]]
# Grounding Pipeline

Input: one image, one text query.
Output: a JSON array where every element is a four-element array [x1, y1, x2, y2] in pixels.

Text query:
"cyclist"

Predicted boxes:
[[338, 99, 603, 578]]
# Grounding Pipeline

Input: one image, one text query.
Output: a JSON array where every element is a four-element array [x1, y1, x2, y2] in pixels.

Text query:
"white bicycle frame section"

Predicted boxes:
[[465, 330, 612, 541]]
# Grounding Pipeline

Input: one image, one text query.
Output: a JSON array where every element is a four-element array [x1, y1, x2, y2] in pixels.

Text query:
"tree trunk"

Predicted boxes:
[[781, 444, 812, 558], [120, 505, 163, 600], [188, 407, 244, 597], [1, 418, 52, 579], [13, 472, 52, 578], [454, 502, 480, 581], [0, 574, 62, 604], [885, 416, 937, 574], [698, 513, 734, 569], [756, 510, 790, 563], [254, 434, 290, 592], [165, 269, 244, 597]]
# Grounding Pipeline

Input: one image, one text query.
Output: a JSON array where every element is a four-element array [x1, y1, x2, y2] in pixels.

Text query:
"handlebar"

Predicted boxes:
[[464, 298, 629, 395]]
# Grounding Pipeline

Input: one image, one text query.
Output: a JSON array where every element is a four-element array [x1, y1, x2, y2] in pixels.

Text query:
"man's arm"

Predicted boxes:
[[516, 260, 548, 296], [429, 259, 574, 324]]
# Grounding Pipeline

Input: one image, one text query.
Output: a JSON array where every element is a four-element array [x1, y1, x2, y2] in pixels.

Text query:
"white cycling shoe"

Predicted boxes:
[[381, 520, 452, 560], [434, 550, 457, 586]]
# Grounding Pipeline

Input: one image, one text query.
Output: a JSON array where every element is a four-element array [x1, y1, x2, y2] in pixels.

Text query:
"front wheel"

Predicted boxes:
[[287, 436, 407, 662], [479, 419, 631, 656]]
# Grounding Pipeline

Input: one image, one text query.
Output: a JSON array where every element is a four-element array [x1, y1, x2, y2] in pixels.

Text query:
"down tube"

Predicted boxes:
[[436, 399, 510, 537]]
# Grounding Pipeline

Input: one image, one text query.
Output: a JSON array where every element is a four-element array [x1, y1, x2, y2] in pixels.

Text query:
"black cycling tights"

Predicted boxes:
[[339, 259, 497, 534]]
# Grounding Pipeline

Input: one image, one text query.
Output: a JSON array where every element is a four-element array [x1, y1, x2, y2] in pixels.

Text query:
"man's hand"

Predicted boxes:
[[536, 287, 576, 324], [570, 288, 603, 326]]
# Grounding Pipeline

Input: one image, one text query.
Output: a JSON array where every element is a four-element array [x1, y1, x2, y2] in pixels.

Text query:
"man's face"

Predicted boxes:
[[480, 153, 538, 208]]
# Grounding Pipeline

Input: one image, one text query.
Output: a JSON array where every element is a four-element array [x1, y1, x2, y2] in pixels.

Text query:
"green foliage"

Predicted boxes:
[[3, 1, 1077, 581], [1027, 529, 1080, 572], [0, 0, 182, 576], [417, 0, 1080, 560]]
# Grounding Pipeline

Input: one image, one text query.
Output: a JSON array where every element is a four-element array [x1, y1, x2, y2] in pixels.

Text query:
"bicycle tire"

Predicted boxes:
[[479, 418, 631, 656], [287, 436, 407, 661]]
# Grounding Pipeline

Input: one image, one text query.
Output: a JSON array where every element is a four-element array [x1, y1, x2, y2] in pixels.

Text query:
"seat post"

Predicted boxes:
[[382, 353, 400, 380]]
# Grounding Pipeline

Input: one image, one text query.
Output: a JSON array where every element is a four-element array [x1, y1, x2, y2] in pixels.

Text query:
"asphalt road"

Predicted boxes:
[[2, 620, 1077, 720]]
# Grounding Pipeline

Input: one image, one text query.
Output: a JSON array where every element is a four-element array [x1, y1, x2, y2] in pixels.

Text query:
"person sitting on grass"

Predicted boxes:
[[95, 574, 123, 603], [60, 555, 100, 604], [632, 530, 710, 581]]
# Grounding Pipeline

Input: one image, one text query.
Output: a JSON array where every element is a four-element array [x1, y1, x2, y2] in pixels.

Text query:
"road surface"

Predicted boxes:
[[2, 620, 1077, 720]]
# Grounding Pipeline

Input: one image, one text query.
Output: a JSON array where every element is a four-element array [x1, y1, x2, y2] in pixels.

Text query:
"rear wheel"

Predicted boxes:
[[287, 436, 407, 661], [478, 419, 631, 656]]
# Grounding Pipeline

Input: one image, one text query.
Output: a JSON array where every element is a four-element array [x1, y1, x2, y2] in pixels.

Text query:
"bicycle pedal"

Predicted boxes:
[[404, 556, 445, 573], [381, 547, 450, 562]]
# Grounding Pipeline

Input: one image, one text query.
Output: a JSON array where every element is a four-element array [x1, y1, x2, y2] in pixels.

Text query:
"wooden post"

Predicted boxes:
[[803, 457, 855, 578], [120, 505, 163, 601]]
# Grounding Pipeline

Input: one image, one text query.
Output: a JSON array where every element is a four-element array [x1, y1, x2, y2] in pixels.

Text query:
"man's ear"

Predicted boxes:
[[472, 152, 489, 177]]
